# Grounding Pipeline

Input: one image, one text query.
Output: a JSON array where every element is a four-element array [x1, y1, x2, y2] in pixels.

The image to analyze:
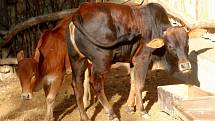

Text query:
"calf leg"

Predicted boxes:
[[43, 75, 63, 121]]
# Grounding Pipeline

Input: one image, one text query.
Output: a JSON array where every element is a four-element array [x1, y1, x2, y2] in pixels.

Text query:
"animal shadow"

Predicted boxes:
[[143, 70, 181, 112], [186, 48, 213, 86], [53, 74, 77, 121]]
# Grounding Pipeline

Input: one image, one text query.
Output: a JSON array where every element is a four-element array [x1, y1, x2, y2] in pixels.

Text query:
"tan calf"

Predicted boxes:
[[16, 16, 91, 121]]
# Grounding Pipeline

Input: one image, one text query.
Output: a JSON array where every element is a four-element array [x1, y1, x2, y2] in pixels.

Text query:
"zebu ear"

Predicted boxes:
[[146, 38, 165, 48], [17, 50, 25, 63], [33, 48, 40, 63]]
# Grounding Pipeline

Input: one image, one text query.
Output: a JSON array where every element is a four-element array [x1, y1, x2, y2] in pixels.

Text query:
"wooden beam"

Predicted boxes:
[[0, 58, 17, 65]]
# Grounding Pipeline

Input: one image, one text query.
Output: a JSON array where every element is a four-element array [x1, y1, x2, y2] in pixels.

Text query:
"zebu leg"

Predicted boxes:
[[91, 62, 119, 121], [66, 21, 90, 121], [71, 59, 90, 121], [125, 67, 136, 113], [83, 68, 91, 109], [133, 48, 151, 119]]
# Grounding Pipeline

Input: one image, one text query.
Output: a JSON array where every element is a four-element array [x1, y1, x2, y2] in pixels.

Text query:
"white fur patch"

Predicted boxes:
[[43, 74, 57, 85], [69, 22, 85, 58]]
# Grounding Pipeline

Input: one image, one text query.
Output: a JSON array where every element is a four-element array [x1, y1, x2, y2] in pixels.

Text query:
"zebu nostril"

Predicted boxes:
[[179, 62, 192, 72], [181, 63, 189, 69]]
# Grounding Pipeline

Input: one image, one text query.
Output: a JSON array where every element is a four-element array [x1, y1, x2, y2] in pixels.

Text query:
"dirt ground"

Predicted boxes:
[[0, 64, 183, 121]]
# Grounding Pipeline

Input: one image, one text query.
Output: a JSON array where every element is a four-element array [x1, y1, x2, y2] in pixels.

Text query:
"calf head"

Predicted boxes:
[[16, 49, 40, 100], [164, 26, 191, 73]]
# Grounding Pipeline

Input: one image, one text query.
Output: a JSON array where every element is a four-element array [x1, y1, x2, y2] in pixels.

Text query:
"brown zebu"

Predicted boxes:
[[66, 2, 191, 121], [125, 26, 191, 113], [16, 16, 75, 121]]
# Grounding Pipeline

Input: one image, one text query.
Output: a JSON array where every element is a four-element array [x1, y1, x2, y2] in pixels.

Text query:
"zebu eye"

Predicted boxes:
[[167, 45, 174, 49]]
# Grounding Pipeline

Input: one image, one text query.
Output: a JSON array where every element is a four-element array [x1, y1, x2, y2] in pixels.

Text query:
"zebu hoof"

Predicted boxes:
[[124, 105, 135, 114], [140, 111, 150, 119], [106, 113, 119, 121]]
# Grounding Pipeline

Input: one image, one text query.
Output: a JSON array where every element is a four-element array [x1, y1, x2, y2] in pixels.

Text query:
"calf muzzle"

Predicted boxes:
[[21, 92, 32, 100]]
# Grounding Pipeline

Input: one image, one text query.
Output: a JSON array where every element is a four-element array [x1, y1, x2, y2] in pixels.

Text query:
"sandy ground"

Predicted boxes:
[[0, 65, 182, 121]]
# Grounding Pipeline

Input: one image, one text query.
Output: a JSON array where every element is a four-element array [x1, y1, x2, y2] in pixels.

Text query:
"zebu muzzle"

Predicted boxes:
[[179, 61, 191, 73]]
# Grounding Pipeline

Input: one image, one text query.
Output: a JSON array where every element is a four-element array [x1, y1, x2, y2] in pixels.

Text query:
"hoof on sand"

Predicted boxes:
[[106, 113, 119, 121], [124, 105, 135, 114]]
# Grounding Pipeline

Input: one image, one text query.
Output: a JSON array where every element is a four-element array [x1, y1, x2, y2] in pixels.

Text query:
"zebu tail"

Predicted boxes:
[[72, 14, 140, 48], [147, 3, 171, 38]]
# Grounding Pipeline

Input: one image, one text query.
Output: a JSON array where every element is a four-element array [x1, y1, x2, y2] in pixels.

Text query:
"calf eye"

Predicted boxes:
[[31, 74, 36, 82], [32, 75, 36, 80]]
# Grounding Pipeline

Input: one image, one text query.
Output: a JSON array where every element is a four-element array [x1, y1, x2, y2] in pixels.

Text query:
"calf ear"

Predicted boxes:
[[146, 38, 164, 48], [17, 50, 24, 63], [33, 48, 40, 63]]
